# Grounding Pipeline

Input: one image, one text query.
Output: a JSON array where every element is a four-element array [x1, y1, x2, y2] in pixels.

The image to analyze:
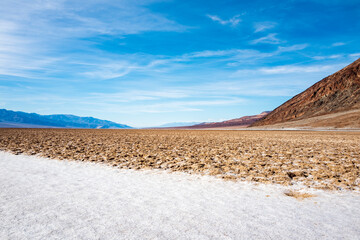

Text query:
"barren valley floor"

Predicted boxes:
[[0, 128, 359, 191]]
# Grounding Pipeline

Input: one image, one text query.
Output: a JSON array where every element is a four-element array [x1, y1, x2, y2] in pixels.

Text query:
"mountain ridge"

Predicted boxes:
[[0, 109, 132, 129], [152, 122, 203, 128], [252, 58, 360, 127], [173, 111, 270, 129]]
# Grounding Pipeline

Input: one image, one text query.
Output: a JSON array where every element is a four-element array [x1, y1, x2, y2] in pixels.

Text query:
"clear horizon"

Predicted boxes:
[[1, 0, 359, 127]]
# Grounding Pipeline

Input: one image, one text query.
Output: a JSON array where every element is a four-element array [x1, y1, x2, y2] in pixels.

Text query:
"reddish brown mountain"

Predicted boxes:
[[252, 58, 360, 127], [176, 111, 270, 129]]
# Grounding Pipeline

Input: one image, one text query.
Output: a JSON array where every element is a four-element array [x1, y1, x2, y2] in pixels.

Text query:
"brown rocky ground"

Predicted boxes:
[[0, 128, 359, 191]]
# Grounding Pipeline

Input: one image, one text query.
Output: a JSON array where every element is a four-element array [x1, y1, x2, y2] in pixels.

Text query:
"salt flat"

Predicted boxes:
[[0, 151, 359, 240]]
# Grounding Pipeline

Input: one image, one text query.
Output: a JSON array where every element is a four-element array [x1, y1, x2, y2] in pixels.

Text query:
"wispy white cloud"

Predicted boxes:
[[187, 49, 238, 58], [135, 98, 245, 113], [332, 42, 346, 47], [0, 0, 186, 80], [207, 14, 242, 26], [312, 54, 343, 60], [186, 49, 263, 58], [75, 43, 311, 80], [254, 22, 276, 32], [349, 53, 360, 58], [311, 53, 360, 61], [250, 33, 283, 45], [183, 44, 308, 61], [258, 65, 334, 74], [0, 0, 185, 37], [81, 61, 138, 80], [276, 44, 308, 53], [114, 98, 246, 113], [76, 96, 246, 114], [200, 79, 300, 97], [89, 89, 190, 103], [234, 64, 341, 75]]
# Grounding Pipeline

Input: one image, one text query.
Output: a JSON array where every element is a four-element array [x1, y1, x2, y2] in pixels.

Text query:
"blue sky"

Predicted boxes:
[[0, 0, 359, 127]]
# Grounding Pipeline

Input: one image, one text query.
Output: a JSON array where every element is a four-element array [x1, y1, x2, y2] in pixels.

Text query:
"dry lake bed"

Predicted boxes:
[[1, 128, 359, 191]]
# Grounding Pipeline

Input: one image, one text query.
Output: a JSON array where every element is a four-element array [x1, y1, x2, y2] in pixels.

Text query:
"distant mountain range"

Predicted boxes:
[[252, 58, 360, 129], [0, 109, 132, 129], [169, 111, 270, 129], [153, 122, 202, 128]]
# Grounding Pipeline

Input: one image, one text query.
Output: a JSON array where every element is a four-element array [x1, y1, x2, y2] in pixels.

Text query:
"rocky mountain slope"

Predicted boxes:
[[0, 109, 132, 129], [252, 58, 360, 127]]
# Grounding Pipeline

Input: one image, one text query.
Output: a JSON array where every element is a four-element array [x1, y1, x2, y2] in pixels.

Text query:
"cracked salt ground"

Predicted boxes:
[[0, 151, 359, 239]]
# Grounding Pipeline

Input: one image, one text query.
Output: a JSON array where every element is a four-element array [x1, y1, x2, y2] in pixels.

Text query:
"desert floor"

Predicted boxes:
[[1, 151, 360, 239], [1, 129, 359, 190]]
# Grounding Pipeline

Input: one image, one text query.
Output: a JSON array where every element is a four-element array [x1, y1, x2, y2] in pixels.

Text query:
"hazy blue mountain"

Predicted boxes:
[[0, 109, 132, 129], [154, 122, 202, 128]]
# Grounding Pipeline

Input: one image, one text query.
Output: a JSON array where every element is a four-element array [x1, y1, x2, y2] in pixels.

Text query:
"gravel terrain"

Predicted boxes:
[[0, 128, 359, 190]]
